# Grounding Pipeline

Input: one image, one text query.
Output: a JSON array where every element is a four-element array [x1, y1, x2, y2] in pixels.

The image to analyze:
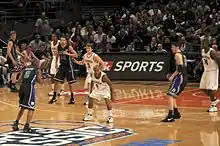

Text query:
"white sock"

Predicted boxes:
[[212, 97, 218, 105], [88, 108, 93, 115], [108, 110, 113, 117], [51, 84, 55, 91], [61, 84, 64, 91]]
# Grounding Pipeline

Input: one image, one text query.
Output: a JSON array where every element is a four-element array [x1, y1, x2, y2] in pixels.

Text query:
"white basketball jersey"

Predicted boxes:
[[92, 72, 109, 90], [51, 40, 60, 57], [84, 52, 99, 73], [202, 48, 219, 71]]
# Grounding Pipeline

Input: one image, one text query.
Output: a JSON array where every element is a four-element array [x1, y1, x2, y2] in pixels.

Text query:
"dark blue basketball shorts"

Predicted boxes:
[[167, 74, 187, 98]]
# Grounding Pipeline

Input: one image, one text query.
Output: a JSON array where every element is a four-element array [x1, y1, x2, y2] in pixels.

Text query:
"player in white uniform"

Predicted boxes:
[[74, 43, 105, 105], [48, 34, 65, 96], [199, 39, 220, 112], [83, 65, 115, 123]]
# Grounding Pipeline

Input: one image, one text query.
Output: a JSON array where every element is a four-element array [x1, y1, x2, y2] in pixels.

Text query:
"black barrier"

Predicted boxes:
[[100, 52, 170, 80]]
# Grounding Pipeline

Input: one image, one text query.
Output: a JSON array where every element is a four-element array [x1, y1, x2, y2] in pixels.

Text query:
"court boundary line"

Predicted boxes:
[[0, 82, 209, 119], [115, 88, 209, 108], [192, 91, 209, 98], [0, 88, 208, 114]]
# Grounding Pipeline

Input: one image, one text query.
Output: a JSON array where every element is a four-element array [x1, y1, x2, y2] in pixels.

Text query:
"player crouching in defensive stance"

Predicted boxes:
[[74, 43, 105, 105], [12, 60, 43, 133], [161, 43, 187, 122], [83, 65, 115, 123]]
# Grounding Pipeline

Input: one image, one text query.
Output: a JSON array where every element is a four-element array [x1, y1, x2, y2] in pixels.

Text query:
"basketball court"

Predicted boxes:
[[0, 78, 219, 146]]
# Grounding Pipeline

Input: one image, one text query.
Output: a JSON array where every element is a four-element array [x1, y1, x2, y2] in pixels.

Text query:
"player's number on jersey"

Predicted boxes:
[[203, 59, 208, 65], [52, 50, 57, 55], [24, 70, 31, 78], [87, 63, 91, 69], [95, 84, 99, 89]]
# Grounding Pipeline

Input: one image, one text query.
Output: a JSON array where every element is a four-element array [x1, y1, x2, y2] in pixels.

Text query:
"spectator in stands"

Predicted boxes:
[[197, 1, 210, 16], [163, 37, 171, 51], [56, 20, 67, 34], [94, 26, 105, 44], [180, 36, 193, 52], [147, 21, 158, 36], [200, 28, 211, 41], [148, 6, 161, 17], [195, 23, 207, 36], [155, 43, 167, 52], [116, 28, 130, 52], [96, 34, 108, 52], [211, 38, 219, 50], [35, 12, 51, 39], [43, 35, 51, 53], [29, 33, 44, 55], [107, 30, 116, 45], [150, 36, 157, 51], [81, 20, 91, 36], [169, 30, 179, 42], [0, 55, 7, 85], [85, 26, 95, 39]]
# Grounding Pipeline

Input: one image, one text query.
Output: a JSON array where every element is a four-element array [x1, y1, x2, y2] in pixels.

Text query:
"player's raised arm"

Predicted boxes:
[[210, 50, 220, 69], [102, 75, 114, 102], [94, 55, 105, 71], [169, 53, 183, 81]]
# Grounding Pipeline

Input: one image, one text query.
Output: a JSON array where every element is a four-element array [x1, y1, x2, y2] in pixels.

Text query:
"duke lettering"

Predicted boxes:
[[114, 61, 164, 72]]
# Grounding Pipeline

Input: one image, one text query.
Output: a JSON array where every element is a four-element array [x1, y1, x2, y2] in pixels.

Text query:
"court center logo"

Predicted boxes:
[[0, 120, 134, 146]]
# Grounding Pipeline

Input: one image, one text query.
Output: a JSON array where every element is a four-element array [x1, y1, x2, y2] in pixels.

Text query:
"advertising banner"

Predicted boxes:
[[100, 52, 170, 80]]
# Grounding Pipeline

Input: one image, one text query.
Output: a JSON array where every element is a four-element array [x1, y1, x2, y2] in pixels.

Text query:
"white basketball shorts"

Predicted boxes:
[[200, 70, 219, 90]]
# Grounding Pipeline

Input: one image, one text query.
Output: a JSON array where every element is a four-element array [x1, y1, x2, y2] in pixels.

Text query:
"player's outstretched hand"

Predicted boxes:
[[166, 74, 171, 80]]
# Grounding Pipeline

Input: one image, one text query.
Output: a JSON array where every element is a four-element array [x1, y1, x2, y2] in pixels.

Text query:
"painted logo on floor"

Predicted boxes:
[[121, 138, 182, 146], [0, 125, 134, 145]]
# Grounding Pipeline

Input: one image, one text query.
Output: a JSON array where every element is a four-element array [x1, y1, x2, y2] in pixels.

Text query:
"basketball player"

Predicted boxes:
[[83, 65, 114, 123], [200, 39, 220, 112], [48, 33, 65, 96], [12, 60, 43, 133], [20, 45, 39, 67], [161, 43, 187, 122], [7, 31, 22, 92], [48, 36, 78, 104], [74, 43, 105, 105]]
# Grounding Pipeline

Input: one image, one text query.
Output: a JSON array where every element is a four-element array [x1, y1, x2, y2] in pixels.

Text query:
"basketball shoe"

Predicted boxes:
[[207, 99, 220, 112], [83, 114, 93, 121], [107, 116, 114, 123]]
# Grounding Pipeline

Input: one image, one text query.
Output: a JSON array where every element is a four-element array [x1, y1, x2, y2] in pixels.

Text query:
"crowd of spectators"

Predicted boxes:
[[31, 0, 220, 54], [1, 0, 220, 83], [18, 0, 219, 56]]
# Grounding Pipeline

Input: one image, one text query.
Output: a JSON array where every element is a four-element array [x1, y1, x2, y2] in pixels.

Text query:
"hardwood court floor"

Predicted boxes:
[[0, 78, 220, 146]]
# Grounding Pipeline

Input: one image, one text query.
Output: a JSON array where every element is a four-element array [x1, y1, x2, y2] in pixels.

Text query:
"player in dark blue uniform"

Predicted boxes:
[[161, 43, 188, 122], [48, 36, 78, 104], [12, 60, 43, 133], [7, 31, 21, 92]]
